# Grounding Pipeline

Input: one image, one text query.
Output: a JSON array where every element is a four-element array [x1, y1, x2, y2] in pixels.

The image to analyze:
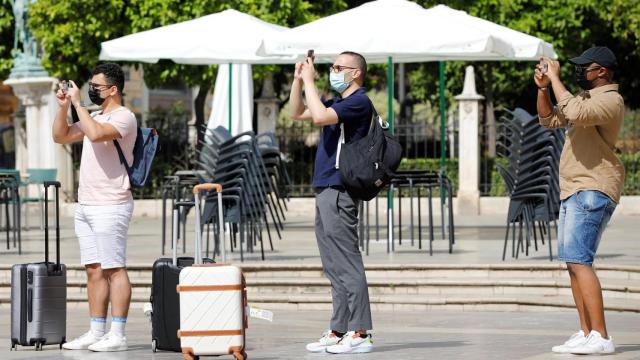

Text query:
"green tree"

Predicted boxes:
[[28, 0, 129, 84], [27, 0, 347, 148], [403, 0, 640, 112], [0, 0, 14, 79]]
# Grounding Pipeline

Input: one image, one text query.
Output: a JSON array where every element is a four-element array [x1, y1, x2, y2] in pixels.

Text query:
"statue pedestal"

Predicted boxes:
[[4, 77, 74, 200]]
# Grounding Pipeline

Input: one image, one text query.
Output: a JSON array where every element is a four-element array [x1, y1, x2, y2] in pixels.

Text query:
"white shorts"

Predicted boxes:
[[75, 200, 134, 269]]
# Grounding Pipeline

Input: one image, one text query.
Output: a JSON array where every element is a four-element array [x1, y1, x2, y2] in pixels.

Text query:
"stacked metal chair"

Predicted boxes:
[[358, 170, 455, 256], [256, 132, 292, 206], [159, 126, 290, 262], [497, 108, 565, 261], [196, 126, 289, 261]]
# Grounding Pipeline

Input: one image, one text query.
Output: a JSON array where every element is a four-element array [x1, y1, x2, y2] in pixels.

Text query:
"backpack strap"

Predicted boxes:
[[335, 101, 380, 169], [90, 109, 134, 177], [335, 123, 345, 169], [113, 139, 132, 175]]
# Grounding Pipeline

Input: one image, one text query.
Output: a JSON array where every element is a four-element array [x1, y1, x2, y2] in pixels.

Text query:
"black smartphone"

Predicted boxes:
[[307, 49, 315, 62], [539, 60, 548, 74]]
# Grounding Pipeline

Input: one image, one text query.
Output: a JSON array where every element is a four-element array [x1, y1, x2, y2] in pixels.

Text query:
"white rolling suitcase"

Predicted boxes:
[[177, 183, 248, 360]]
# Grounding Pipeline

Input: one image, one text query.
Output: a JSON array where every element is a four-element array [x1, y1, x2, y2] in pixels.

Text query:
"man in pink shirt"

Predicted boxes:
[[52, 63, 137, 352]]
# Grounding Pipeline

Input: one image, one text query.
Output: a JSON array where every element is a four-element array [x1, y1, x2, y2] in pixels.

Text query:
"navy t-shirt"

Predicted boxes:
[[313, 87, 372, 188]]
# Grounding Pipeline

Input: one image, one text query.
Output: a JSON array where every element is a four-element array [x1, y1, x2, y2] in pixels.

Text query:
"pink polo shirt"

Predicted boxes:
[[74, 107, 137, 205]]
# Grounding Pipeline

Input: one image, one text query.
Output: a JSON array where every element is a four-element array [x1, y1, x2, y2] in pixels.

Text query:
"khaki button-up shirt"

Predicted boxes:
[[539, 83, 625, 203]]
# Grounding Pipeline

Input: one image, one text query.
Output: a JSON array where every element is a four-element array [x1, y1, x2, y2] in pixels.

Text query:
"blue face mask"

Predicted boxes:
[[330, 71, 351, 93]]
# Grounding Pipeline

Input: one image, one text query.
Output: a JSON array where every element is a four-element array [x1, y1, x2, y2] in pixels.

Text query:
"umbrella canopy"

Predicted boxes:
[[208, 64, 254, 136], [99, 9, 295, 64], [258, 0, 556, 63]]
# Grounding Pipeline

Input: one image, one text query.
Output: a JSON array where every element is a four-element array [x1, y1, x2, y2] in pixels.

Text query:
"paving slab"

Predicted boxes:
[[1, 212, 639, 267], [0, 306, 639, 359]]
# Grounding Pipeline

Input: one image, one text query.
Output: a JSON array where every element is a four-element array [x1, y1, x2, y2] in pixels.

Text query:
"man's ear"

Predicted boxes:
[[352, 69, 362, 83]]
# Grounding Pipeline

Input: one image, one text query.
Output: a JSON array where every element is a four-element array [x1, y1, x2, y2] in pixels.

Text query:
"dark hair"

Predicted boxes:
[[92, 63, 125, 95], [340, 51, 367, 83]]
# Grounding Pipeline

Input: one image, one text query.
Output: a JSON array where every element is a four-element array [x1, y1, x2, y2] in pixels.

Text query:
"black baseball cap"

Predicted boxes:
[[569, 46, 618, 70]]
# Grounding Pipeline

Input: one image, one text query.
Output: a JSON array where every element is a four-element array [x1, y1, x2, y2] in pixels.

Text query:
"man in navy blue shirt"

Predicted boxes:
[[290, 51, 373, 355]]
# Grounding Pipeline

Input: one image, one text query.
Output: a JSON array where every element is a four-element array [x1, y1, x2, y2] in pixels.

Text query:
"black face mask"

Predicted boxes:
[[88, 88, 106, 106], [575, 73, 594, 91], [574, 65, 601, 91]]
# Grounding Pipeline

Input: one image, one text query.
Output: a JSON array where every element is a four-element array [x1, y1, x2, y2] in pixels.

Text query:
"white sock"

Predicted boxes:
[[111, 316, 127, 337], [90, 317, 106, 337]]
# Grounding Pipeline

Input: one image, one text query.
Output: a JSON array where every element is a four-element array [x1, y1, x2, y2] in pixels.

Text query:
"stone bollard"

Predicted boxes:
[[454, 66, 484, 215]]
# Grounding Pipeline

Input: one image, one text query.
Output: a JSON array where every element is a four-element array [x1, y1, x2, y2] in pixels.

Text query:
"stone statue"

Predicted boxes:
[[8, 0, 48, 79]]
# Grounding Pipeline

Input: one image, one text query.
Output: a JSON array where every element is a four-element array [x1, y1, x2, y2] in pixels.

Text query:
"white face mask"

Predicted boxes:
[[329, 71, 352, 93]]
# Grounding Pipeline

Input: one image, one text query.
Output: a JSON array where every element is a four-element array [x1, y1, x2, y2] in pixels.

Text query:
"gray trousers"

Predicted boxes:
[[315, 187, 372, 332]]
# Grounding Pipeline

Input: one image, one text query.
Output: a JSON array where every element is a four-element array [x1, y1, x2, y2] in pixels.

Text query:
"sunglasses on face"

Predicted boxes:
[[88, 82, 114, 91], [574, 65, 602, 75], [329, 65, 357, 73]]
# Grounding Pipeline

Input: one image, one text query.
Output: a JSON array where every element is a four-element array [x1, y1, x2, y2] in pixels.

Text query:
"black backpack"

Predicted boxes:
[[337, 107, 403, 201]]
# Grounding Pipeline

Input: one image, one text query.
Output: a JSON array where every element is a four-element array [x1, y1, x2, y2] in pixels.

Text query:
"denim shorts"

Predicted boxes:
[[557, 190, 616, 266]]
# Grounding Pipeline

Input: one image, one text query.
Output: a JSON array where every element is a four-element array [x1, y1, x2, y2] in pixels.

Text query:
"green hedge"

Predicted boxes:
[[621, 153, 640, 195], [398, 158, 459, 196]]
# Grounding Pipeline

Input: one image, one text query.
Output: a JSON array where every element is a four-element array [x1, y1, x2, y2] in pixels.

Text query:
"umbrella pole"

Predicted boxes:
[[439, 61, 447, 217], [228, 63, 233, 134], [387, 56, 394, 253]]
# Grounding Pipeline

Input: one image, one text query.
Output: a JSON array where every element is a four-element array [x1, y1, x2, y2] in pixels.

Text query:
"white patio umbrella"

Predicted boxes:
[[100, 9, 295, 134], [258, 0, 557, 249], [259, 1, 555, 63], [258, 0, 556, 160], [208, 63, 254, 135], [100, 9, 294, 64]]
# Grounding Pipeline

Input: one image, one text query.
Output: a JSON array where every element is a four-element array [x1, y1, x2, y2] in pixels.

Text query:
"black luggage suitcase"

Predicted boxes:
[[151, 200, 213, 352], [10, 181, 66, 351]]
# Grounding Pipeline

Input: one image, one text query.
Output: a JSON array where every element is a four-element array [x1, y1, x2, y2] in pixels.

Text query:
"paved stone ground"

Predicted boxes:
[[1, 212, 639, 266], [2, 210, 639, 359], [1, 307, 639, 359]]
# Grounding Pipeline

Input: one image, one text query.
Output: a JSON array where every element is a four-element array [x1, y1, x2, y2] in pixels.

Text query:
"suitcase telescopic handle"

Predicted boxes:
[[44, 181, 61, 188], [192, 183, 223, 264], [43, 182, 61, 267], [193, 183, 221, 194]]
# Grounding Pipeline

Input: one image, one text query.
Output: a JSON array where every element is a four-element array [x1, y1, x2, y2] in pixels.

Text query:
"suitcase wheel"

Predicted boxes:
[[151, 339, 157, 353], [10, 341, 16, 351], [35, 342, 42, 351], [234, 350, 247, 360], [182, 354, 199, 360]]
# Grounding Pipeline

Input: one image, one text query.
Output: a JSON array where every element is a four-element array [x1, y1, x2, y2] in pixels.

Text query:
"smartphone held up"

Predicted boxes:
[[60, 80, 73, 94], [539, 60, 548, 74]]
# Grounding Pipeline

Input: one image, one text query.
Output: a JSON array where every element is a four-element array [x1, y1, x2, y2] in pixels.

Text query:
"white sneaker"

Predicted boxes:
[[551, 330, 586, 353], [326, 331, 373, 354], [570, 330, 615, 355], [306, 330, 343, 353], [87, 332, 128, 352], [62, 331, 103, 350]]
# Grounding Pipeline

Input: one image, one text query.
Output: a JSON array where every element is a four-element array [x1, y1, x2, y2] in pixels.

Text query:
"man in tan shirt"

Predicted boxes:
[[535, 46, 624, 355]]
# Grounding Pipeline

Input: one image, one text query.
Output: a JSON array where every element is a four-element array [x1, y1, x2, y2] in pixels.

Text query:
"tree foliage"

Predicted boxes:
[[24, 0, 346, 148], [0, 0, 14, 79], [402, 0, 640, 112], [0, 0, 637, 114]]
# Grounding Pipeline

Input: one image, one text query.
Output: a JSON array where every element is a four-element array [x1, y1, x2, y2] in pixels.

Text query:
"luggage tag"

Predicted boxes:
[[249, 307, 274, 322]]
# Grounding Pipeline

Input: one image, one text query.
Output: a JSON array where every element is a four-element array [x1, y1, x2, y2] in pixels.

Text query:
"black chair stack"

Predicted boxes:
[[159, 126, 290, 262], [359, 170, 455, 256], [497, 108, 565, 261], [0, 173, 21, 254], [197, 126, 290, 261]]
